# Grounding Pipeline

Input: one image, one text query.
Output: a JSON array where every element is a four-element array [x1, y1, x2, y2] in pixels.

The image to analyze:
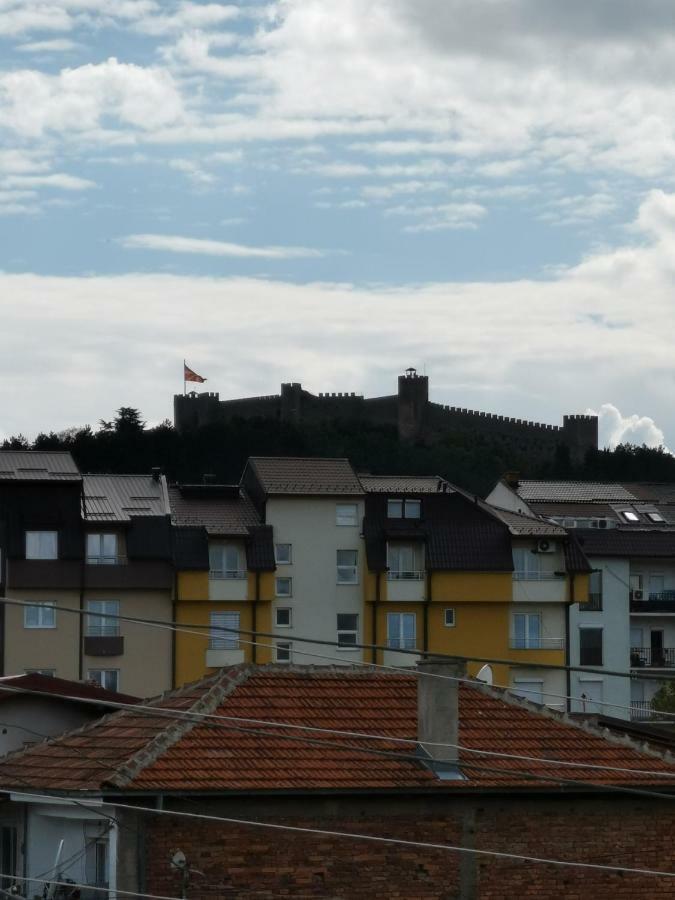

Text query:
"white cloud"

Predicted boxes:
[[17, 38, 81, 52], [168, 158, 216, 185], [593, 403, 670, 451], [120, 233, 326, 259], [135, 2, 239, 36], [1, 173, 95, 190], [385, 200, 487, 231]]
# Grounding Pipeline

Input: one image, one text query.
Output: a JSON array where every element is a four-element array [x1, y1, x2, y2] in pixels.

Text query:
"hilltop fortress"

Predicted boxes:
[[174, 369, 598, 464]]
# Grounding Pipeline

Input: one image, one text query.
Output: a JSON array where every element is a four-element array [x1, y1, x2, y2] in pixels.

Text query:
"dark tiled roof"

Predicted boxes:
[[0, 667, 673, 794], [518, 482, 637, 502], [168, 485, 260, 536], [0, 451, 80, 482], [576, 529, 675, 558], [172, 526, 209, 570], [0, 673, 138, 705], [525, 502, 620, 519], [563, 533, 593, 574], [247, 458, 363, 496], [83, 474, 169, 522], [487, 506, 568, 536], [246, 525, 276, 571], [359, 475, 451, 494]]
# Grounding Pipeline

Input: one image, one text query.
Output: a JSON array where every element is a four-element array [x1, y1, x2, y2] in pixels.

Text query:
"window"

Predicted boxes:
[[275, 577, 292, 597], [209, 611, 239, 650], [387, 543, 423, 579], [85, 824, 109, 889], [387, 499, 421, 519], [25, 531, 57, 560], [0, 826, 17, 890], [630, 573, 643, 595], [276, 642, 292, 663], [444, 608, 455, 627], [579, 627, 603, 666], [209, 544, 243, 579], [647, 511, 666, 523], [336, 504, 358, 526], [86, 600, 120, 637], [275, 543, 292, 564], [583, 570, 603, 611], [86, 533, 119, 564], [620, 510, 640, 523], [336, 549, 358, 584], [87, 669, 119, 692], [23, 603, 55, 629], [649, 574, 665, 599], [387, 612, 416, 650], [513, 613, 541, 649], [337, 613, 358, 647], [512, 680, 544, 705], [275, 607, 292, 628]]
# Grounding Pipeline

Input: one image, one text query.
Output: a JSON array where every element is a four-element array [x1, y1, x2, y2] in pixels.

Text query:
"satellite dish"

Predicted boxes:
[[171, 850, 187, 870], [476, 664, 493, 685]]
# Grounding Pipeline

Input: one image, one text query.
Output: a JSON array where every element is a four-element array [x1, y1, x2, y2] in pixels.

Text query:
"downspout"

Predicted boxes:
[[423, 568, 432, 658], [78, 480, 86, 681], [372, 572, 380, 664], [171, 567, 178, 688], [252, 571, 260, 664], [566, 573, 574, 713]]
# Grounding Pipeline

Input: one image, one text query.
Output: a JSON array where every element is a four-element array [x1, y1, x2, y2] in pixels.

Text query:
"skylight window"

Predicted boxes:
[[621, 510, 640, 523], [647, 511, 666, 523]]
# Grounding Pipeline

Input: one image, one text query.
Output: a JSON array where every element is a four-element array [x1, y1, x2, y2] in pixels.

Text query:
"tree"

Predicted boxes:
[[650, 681, 675, 714]]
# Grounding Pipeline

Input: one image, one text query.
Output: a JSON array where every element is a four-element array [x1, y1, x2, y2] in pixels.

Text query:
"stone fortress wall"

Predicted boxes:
[[174, 369, 598, 464]]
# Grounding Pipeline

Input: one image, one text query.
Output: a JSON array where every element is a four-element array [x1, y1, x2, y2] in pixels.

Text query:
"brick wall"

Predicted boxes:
[[132, 795, 675, 899]]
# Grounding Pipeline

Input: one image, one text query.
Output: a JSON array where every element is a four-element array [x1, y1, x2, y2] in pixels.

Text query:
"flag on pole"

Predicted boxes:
[[184, 362, 207, 384]]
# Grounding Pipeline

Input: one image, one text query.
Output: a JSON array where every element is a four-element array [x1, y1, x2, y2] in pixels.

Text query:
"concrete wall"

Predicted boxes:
[[5, 589, 80, 679], [265, 496, 366, 665], [0, 697, 99, 756]]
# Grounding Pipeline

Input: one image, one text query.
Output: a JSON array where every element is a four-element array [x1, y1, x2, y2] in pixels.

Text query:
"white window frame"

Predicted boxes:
[[275, 642, 292, 663], [275, 577, 292, 598], [444, 608, 455, 627], [274, 543, 292, 565], [208, 543, 245, 579], [336, 549, 358, 584], [404, 499, 421, 519], [386, 612, 416, 650], [209, 611, 240, 650], [337, 613, 359, 649], [86, 600, 120, 637], [336, 504, 358, 527], [387, 543, 423, 580], [512, 612, 542, 649], [387, 499, 403, 518], [87, 669, 119, 692], [275, 607, 292, 628], [86, 533, 119, 565], [23, 603, 55, 629], [25, 531, 58, 560]]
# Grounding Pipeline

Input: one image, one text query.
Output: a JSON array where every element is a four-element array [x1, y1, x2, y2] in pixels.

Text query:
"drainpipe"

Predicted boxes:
[[372, 572, 380, 664], [252, 571, 260, 664], [78, 481, 86, 681], [423, 569, 432, 657], [566, 574, 574, 713], [171, 568, 178, 688]]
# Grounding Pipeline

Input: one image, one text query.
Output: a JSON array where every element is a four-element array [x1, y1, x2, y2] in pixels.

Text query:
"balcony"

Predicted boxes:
[[208, 569, 248, 602], [86, 555, 127, 566], [84, 635, 124, 657], [630, 700, 658, 721], [630, 647, 675, 668], [509, 638, 565, 651], [631, 590, 675, 613], [579, 594, 602, 612], [85, 560, 173, 590], [386, 571, 425, 602], [206, 641, 245, 667], [512, 572, 566, 604]]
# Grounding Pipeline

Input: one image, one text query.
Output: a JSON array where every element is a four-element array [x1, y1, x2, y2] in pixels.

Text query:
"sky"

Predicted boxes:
[[1, 0, 675, 449]]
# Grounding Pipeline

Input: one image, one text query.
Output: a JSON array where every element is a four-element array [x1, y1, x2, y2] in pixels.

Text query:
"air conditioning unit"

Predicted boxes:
[[631, 589, 645, 601], [536, 539, 555, 553]]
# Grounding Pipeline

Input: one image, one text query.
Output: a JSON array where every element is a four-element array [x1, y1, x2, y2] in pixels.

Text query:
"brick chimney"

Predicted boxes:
[[416, 656, 466, 762]]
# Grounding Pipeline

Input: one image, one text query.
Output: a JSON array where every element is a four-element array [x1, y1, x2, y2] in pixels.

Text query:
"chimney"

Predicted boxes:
[[417, 656, 466, 763], [151, 467, 161, 482], [503, 471, 520, 489]]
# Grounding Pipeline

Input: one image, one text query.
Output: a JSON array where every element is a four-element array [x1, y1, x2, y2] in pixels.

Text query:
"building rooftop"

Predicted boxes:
[[0, 450, 80, 482], [0, 666, 672, 795], [82, 473, 170, 523], [246, 457, 364, 496], [0, 673, 138, 706], [517, 481, 638, 503], [359, 475, 452, 494], [168, 484, 260, 536]]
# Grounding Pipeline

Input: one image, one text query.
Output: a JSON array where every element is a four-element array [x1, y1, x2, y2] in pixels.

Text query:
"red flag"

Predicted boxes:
[[184, 362, 206, 384]]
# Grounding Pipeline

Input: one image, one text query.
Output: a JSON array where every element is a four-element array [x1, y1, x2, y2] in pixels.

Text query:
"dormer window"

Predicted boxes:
[[87, 533, 119, 565], [387, 499, 421, 519], [209, 544, 244, 579], [620, 510, 640, 523]]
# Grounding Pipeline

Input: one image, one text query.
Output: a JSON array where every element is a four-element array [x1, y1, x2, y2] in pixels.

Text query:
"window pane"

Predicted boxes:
[[26, 531, 57, 560], [337, 614, 358, 630], [276, 577, 292, 596], [87, 534, 101, 557], [404, 500, 421, 519], [387, 499, 403, 518], [337, 550, 357, 566], [514, 614, 525, 646], [402, 613, 415, 648], [444, 608, 455, 627], [208, 545, 222, 570], [275, 608, 291, 627], [275, 544, 292, 564], [336, 504, 357, 526], [579, 628, 603, 666], [276, 642, 291, 662], [86, 600, 119, 636], [101, 534, 117, 557], [528, 615, 541, 644], [387, 613, 399, 646]]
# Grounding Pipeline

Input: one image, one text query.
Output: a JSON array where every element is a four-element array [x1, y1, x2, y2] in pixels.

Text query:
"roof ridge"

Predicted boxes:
[[107, 665, 253, 789]]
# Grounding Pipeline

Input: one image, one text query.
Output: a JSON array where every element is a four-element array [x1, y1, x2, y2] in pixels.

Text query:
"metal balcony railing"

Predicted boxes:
[[579, 594, 602, 611], [630, 700, 656, 720], [512, 571, 565, 581], [509, 638, 565, 651], [630, 647, 675, 668], [387, 570, 425, 581], [86, 555, 127, 565], [209, 569, 247, 580]]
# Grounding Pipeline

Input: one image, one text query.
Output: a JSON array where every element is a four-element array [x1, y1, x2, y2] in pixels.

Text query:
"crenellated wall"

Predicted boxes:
[[173, 371, 597, 463]]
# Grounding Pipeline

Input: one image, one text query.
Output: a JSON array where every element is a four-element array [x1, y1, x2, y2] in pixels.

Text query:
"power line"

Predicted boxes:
[[8, 792, 675, 881], [1, 595, 670, 682], [0, 870, 177, 899]]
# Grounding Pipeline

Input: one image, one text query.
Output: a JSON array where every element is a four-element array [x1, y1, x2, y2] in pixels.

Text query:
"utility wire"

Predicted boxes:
[[1, 595, 670, 682], [8, 793, 675, 881], [0, 870, 178, 899]]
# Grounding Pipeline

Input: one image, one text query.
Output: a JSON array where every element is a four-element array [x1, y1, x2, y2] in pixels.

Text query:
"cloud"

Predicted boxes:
[[593, 403, 670, 451], [134, 2, 239, 36], [1, 173, 95, 190], [17, 38, 82, 53], [385, 200, 487, 231], [120, 233, 326, 259]]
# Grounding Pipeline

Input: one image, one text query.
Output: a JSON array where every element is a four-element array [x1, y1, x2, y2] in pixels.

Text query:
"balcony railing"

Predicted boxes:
[[387, 570, 425, 581], [630, 647, 675, 668], [512, 572, 565, 581], [631, 590, 675, 613], [509, 638, 565, 651], [630, 700, 657, 720], [209, 569, 247, 580], [579, 594, 602, 611], [86, 555, 127, 566]]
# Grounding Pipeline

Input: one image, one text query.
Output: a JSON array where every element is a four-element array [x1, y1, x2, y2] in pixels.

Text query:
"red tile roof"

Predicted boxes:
[[0, 667, 673, 795], [0, 673, 138, 706]]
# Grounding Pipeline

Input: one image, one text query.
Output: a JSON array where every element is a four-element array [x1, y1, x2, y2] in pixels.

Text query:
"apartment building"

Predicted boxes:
[[0, 452, 174, 697], [488, 477, 675, 719]]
